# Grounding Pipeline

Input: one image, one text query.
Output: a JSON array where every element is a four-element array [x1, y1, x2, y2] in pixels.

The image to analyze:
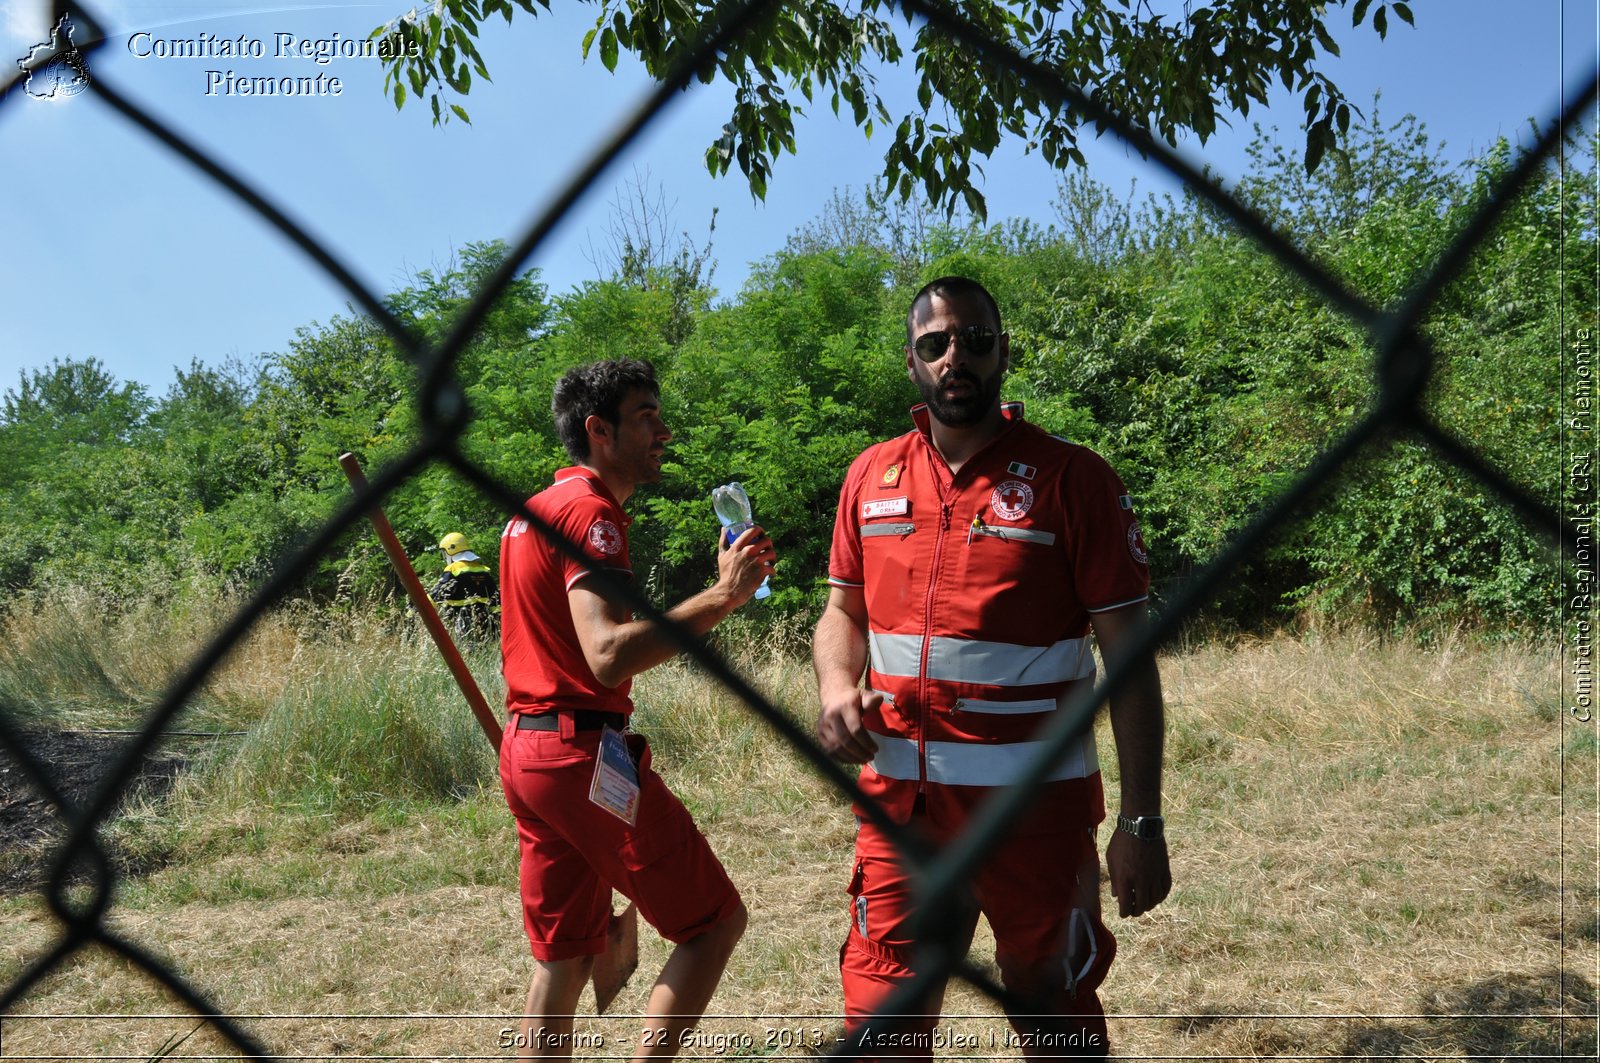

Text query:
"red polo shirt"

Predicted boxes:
[[500, 466, 635, 717]]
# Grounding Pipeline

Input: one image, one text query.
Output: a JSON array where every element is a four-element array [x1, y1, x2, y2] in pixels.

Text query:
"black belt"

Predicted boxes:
[[515, 711, 626, 732]]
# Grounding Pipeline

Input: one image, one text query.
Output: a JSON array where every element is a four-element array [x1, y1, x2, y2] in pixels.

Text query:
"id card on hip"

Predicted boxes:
[[589, 726, 640, 824]]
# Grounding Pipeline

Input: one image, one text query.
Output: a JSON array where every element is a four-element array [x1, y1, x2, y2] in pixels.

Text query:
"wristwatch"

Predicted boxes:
[[1116, 813, 1165, 841]]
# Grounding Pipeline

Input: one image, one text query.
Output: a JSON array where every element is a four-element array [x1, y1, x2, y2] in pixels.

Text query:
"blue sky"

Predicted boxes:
[[1, 0, 1596, 397]]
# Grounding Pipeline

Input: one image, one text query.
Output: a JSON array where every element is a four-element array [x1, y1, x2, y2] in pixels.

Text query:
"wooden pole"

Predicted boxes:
[[338, 452, 502, 752]]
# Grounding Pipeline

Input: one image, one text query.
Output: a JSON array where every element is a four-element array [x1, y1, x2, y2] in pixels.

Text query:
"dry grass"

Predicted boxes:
[[0, 586, 331, 732], [2, 618, 1594, 1060], [1105, 633, 1594, 1058]]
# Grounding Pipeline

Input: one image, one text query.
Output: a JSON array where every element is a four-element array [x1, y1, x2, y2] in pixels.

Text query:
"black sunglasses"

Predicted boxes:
[[910, 324, 998, 362]]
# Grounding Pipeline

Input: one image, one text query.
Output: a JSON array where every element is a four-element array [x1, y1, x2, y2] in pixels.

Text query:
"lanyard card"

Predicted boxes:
[[589, 726, 640, 825]]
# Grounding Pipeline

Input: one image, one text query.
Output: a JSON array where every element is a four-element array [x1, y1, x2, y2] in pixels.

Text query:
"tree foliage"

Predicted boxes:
[[4, 113, 1584, 638], [373, 0, 1412, 219]]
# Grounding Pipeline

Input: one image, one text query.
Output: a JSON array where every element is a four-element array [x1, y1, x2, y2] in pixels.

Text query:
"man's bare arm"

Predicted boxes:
[[570, 525, 774, 688], [812, 585, 879, 763], [1091, 601, 1172, 918]]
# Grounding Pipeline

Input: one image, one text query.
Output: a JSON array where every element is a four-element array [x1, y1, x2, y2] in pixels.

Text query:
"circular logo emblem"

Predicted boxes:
[[882, 463, 901, 485], [41, 52, 90, 96], [1127, 521, 1149, 565], [588, 519, 623, 556], [991, 480, 1034, 521]]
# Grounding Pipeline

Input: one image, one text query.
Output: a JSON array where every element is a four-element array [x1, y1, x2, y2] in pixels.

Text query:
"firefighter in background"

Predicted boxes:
[[430, 532, 500, 641]]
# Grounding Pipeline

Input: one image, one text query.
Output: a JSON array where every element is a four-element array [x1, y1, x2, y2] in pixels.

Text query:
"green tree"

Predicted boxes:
[[386, 241, 552, 580], [4, 111, 1572, 638], [1030, 108, 1580, 633], [375, 0, 1412, 219], [1, 356, 149, 472], [145, 359, 264, 513], [0, 359, 153, 590], [644, 243, 913, 607]]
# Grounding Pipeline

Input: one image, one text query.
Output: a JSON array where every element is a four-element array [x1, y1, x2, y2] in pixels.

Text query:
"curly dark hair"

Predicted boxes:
[[551, 359, 660, 462], [906, 276, 1003, 343]]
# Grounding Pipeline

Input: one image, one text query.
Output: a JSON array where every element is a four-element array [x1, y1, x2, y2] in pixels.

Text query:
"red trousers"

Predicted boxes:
[[840, 810, 1115, 1061]]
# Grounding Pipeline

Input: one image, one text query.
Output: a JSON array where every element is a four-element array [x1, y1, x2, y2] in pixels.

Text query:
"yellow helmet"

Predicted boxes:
[[439, 532, 470, 556]]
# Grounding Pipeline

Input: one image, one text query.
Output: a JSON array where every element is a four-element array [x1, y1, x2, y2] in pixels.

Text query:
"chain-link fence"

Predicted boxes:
[[2, 0, 1596, 1058]]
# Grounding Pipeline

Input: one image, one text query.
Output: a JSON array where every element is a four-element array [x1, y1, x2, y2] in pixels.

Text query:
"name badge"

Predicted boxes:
[[862, 496, 910, 520], [589, 727, 640, 824]]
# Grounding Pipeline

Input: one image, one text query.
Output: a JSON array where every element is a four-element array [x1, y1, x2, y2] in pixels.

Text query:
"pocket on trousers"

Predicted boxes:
[[617, 805, 690, 871], [512, 750, 591, 774], [845, 860, 868, 939], [507, 727, 594, 771]]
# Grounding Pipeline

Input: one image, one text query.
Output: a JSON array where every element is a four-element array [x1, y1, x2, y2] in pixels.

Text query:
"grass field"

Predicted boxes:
[[0, 593, 1594, 1060]]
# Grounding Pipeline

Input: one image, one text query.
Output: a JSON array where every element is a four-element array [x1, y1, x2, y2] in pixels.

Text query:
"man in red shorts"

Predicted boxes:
[[813, 277, 1171, 1060], [499, 358, 775, 1059]]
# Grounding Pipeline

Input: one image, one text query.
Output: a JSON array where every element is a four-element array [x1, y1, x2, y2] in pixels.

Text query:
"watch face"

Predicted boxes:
[[1122, 814, 1164, 839]]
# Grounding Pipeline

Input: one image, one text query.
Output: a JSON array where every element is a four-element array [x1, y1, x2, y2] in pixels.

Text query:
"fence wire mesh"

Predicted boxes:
[[1, 0, 1596, 1058]]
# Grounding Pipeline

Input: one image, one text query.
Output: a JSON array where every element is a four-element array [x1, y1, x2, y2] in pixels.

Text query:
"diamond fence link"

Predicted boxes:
[[0, 0, 1593, 1058]]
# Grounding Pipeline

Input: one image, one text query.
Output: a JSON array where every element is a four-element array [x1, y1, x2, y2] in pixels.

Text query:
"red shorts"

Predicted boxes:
[[498, 720, 741, 961], [841, 807, 1115, 1060]]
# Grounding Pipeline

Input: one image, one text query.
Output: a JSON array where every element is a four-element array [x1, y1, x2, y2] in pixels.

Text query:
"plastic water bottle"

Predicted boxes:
[[711, 481, 771, 600]]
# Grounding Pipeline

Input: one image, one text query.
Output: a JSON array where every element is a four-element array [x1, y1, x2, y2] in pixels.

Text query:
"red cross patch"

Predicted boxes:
[[1128, 521, 1149, 565], [588, 519, 623, 556], [991, 479, 1034, 521]]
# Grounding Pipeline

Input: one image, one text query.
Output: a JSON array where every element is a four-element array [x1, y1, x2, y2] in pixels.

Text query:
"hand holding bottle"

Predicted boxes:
[[712, 481, 772, 600]]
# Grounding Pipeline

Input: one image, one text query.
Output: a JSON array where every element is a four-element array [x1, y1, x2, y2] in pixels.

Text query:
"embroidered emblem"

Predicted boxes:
[[863, 496, 910, 520], [588, 519, 624, 556], [1007, 461, 1037, 480], [1118, 494, 1134, 510], [1127, 521, 1149, 565], [991, 480, 1034, 521], [881, 463, 902, 486]]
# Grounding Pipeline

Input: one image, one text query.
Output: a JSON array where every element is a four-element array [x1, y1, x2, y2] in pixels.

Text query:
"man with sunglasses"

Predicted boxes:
[[814, 276, 1170, 1059]]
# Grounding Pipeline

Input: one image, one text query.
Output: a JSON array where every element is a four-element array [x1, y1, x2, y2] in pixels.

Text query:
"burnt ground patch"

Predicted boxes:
[[0, 730, 188, 895]]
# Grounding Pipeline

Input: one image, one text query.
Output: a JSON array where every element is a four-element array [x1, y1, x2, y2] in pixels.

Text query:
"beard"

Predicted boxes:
[[913, 364, 1003, 427]]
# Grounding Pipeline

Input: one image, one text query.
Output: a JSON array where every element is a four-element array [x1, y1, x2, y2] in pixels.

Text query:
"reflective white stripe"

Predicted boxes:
[[972, 525, 1057, 546], [867, 631, 922, 676], [867, 730, 1099, 786], [954, 696, 1057, 714], [861, 522, 916, 538], [868, 632, 1094, 686]]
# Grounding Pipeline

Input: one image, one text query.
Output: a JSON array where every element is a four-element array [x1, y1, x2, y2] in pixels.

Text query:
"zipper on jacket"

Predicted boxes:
[[914, 418, 1016, 794], [917, 497, 954, 793]]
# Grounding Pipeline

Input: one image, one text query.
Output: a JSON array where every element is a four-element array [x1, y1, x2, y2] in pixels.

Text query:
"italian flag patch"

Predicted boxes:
[[1006, 461, 1036, 480]]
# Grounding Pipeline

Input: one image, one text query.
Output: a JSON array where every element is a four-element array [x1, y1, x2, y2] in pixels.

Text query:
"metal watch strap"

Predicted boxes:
[[1116, 813, 1165, 840]]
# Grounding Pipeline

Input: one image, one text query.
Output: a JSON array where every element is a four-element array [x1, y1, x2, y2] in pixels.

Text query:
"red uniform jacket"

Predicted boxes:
[[828, 403, 1150, 828]]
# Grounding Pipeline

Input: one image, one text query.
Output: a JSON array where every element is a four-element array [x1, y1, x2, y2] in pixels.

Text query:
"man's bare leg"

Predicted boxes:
[[632, 902, 748, 1061], [519, 955, 595, 1060]]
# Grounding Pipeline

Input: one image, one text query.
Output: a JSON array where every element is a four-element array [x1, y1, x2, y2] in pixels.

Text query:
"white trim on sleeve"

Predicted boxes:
[[1086, 594, 1149, 614]]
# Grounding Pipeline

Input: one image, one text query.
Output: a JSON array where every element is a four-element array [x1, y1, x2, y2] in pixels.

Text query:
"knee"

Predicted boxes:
[[532, 954, 596, 1001], [694, 899, 747, 959]]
